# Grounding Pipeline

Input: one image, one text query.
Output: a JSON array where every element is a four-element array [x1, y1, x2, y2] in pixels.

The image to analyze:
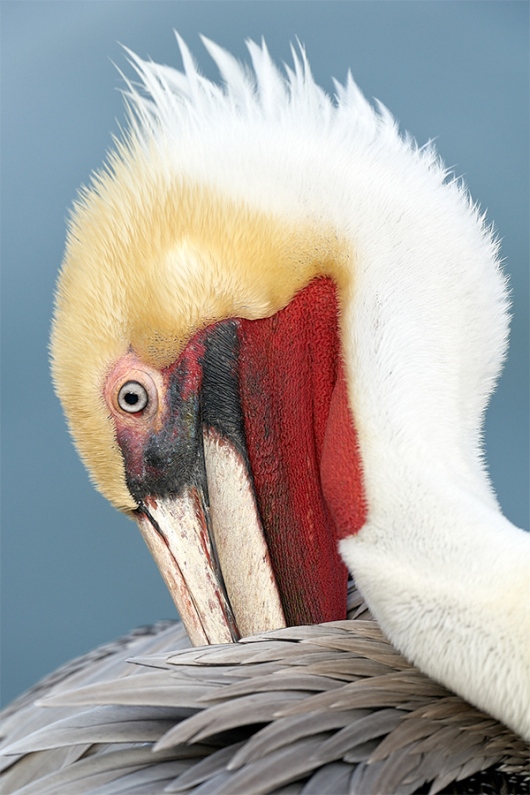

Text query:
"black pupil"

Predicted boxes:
[[124, 392, 139, 406]]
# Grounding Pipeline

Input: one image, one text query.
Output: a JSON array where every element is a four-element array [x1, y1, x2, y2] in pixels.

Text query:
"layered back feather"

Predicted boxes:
[[1, 584, 528, 795]]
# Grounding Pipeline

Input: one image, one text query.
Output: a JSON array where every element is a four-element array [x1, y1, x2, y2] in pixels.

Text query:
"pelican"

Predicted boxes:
[[1, 37, 529, 794]]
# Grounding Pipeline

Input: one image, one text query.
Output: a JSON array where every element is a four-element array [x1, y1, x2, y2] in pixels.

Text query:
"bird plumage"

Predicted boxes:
[[1, 36, 529, 794], [1, 584, 528, 794]]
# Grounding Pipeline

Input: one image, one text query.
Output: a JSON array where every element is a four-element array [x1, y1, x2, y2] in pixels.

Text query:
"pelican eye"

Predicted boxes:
[[117, 381, 149, 413]]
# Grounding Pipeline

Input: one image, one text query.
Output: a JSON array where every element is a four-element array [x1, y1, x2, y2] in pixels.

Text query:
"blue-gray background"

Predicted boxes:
[[1, 1, 528, 707]]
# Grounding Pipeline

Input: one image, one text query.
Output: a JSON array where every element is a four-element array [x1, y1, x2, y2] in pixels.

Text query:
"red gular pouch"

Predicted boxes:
[[238, 277, 367, 626]]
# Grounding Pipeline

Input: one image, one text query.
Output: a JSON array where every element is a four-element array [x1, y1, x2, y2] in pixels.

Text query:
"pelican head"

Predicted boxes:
[[50, 37, 530, 739]]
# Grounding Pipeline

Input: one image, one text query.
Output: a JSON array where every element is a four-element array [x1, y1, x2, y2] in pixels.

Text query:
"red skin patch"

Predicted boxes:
[[239, 278, 367, 625], [320, 358, 368, 542]]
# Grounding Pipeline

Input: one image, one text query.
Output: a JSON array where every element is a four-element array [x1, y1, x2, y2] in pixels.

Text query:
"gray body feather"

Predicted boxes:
[[1, 585, 528, 795]]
